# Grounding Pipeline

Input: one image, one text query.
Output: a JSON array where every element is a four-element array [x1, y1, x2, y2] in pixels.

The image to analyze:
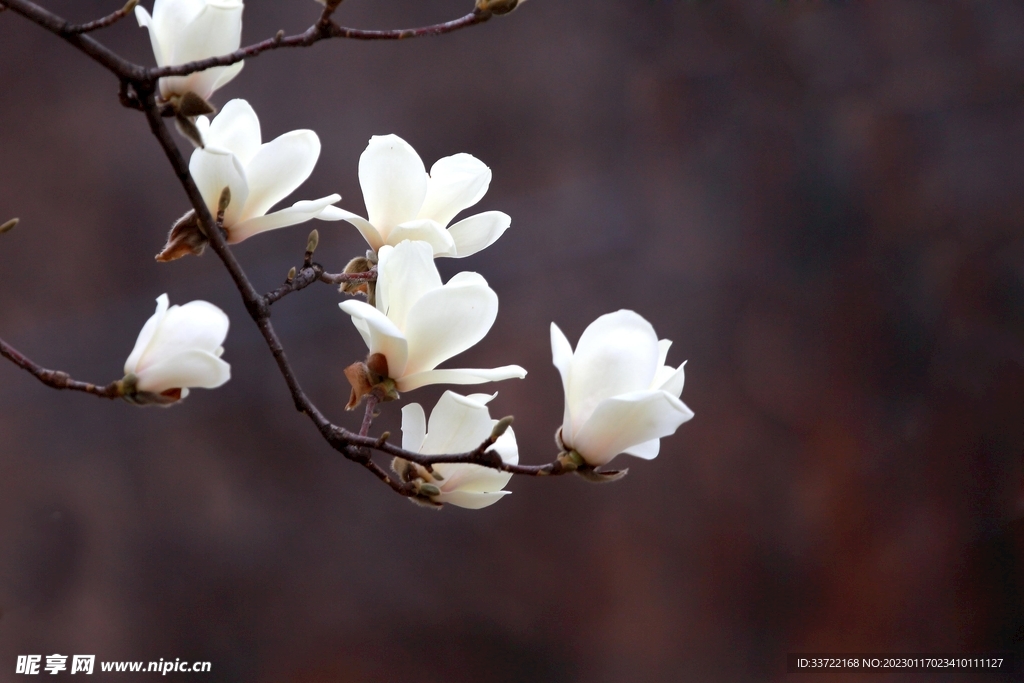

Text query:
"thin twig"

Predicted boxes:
[[149, 11, 492, 80], [0, 338, 122, 399], [67, 2, 136, 34], [359, 394, 378, 437]]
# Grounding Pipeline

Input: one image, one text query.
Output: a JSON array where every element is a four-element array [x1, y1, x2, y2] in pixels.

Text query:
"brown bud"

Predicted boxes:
[[176, 90, 216, 118], [174, 114, 205, 148], [366, 353, 389, 381], [156, 210, 208, 262], [306, 229, 319, 256], [217, 186, 232, 215], [0, 217, 19, 234], [476, 0, 522, 15], [343, 362, 374, 411]]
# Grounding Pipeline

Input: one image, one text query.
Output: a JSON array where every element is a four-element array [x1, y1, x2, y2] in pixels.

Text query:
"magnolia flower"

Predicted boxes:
[[339, 239, 526, 392], [136, 0, 245, 102], [123, 294, 230, 405], [188, 99, 342, 244], [399, 392, 518, 509], [320, 134, 510, 258], [552, 310, 694, 467]]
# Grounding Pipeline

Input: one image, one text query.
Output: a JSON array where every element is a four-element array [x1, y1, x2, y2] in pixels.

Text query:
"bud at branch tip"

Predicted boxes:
[[306, 229, 319, 255], [0, 217, 19, 234], [491, 415, 514, 440]]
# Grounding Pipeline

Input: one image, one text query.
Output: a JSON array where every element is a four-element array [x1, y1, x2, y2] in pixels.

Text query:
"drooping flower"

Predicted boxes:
[[551, 310, 693, 467], [320, 134, 510, 258], [123, 294, 230, 405], [339, 239, 526, 393], [166, 99, 341, 254], [397, 391, 518, 509], [136, 0, 245, 103]]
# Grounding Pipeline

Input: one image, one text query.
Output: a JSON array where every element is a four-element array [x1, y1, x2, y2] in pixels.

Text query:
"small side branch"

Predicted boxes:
[[66, 0, 138, 34], [0, 337, 122, 399]]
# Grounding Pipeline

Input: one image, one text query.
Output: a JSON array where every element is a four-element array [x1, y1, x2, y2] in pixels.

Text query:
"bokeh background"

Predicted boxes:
[[2, 0, 1024, 680]]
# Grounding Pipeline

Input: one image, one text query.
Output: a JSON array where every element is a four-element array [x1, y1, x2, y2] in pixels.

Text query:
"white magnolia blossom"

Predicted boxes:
[[136, 0, 245, 102], [124, 294, 231, 402], [339, 240, 526, 392], [401, 392, 519, 509], [552, 310, 694, 467], [189, 99, 342, 243], [320, 134, 511, 258]]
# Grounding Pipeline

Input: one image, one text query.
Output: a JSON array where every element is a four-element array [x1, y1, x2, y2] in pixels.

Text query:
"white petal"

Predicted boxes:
[[418, 153, 491, 227], [189, 147, 249, 227], [421, 391, 494, 454], [436, 489, 510, 510], [567, 310, 659, 435], [210, 60, 244, 94], [317, 207, 384, 252], [570, 390, 694, 467], [401, 272, 498, 376], [434, 463, 513, 494], [401, 403, 426, 453], [653, 361, 686, 398], [240, 130, 321, 221], [151, 0, 204, 47], [125, 294, 170, 375], [492, 427, 519, 465], [658, 339, 672, 367], [376, 240, 441, 331], [338, 300, 409, 378], [446, 211, 511, 258], [227, 195, 340, 244], [622, 438, 660, 460], [549, 321, 574, 430], [135, 6, 167, 66], [163, 2, 244, 100], [135, 349, 231, 393], [358, 134, 427, 235], [387, 219, 457, 257], [204, 99, 261, 165], [138, 300, 230, 373], [397, 365, 526, 392]]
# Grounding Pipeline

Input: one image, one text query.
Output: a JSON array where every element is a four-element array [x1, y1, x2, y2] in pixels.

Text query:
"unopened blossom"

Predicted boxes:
[[552, 310, 693, 467], [188, 99, 342, 244], [339, 239, 526, 393], [399, 392, 518, 509], [123, 294, 230, 405], [136, 0, 245, 103], [320, 134, 510, 258]]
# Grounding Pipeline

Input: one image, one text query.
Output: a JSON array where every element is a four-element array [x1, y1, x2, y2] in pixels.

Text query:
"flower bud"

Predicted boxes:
[[0, 217, 19, 234], [156, 210, 207, 262], [476, 0, 523, 15]]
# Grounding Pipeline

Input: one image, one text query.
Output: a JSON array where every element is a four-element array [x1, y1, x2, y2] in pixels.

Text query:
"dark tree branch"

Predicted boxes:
[[0, 338, 123, 399], [1, 0, 145, 79], [67, 1, 137, 34], [3, 0, 563, 501]]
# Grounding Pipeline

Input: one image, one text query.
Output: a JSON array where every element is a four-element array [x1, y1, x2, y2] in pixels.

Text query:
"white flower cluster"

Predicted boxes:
[[122, 0, 694, 508]]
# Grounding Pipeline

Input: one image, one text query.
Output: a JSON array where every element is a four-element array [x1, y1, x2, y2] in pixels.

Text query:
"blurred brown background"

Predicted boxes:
[[3, 0, 1024, 681]]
